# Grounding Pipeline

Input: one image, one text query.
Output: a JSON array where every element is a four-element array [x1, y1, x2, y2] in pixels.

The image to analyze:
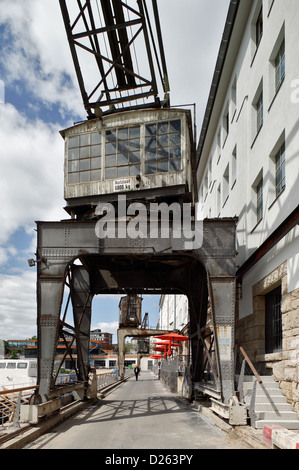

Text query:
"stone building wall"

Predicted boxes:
[[236, 262, 299, 417]]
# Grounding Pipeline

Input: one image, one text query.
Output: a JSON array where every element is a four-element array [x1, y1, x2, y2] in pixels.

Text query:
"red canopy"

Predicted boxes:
[[153, 341, 182, 347], [154, 333, 188, 342]]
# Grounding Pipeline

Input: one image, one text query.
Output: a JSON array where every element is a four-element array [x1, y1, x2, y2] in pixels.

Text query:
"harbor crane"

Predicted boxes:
[[29, 0, 239, 428]]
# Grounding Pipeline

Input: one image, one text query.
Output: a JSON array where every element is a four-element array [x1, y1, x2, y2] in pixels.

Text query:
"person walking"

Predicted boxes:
[[134, 365, 140, 380]]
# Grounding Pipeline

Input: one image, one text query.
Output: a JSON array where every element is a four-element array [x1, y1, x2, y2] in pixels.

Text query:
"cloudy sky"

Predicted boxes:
[[0, 0, 230, 341]]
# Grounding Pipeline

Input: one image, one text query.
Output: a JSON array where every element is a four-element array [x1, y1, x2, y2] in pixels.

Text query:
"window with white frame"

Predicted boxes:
[[256, 91, 263, 133], [231, 77, 237, 120], [251, 0, 263, 61], [275, 142, 286, 197], [217, 130, 221, 164], [252, 80, 263, 143], [256, 7, 263, 48], [275, 40, 285, 92], [269, 24, 285, 103], [231, 146, 237, 188], [217, 183, 221, 216], [222, 164, 229, 207], [251, 170, 263, 229], [208, 158, 212, 188], [223, 105, 229, 145], [269, 131, 285, 206], [256, 177, 263, 224]]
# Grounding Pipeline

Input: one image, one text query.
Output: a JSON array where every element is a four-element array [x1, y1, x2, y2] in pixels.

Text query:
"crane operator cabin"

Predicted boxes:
[[59, 0, 196, 218]]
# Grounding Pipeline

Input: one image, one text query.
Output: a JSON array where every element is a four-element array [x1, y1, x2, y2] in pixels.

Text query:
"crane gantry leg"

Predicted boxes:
[[32, 218, 237, 415]]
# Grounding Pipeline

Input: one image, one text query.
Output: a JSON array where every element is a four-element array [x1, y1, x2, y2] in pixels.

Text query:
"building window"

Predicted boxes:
[[222, 164, 229, 207], [231, 77, 237, 119], [256, 91, 263, 133], [275, 40, 285, 92], [256, 7, 263, 47], [275, 142, 286, 197], [252, 80, 263, 144], [217, 130, 221, 164], [217, 183, 221, 216], [256, 177, 263, 224], [265, 286, 282, 354], [222, 106, 229, 145], [208, 158, 212, 188], [269, 132, 285, 208], [269, 25, 285, 104]]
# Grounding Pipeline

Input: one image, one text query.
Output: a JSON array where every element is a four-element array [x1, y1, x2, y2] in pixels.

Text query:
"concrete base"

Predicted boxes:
[[263, 424, 299, 449], [20, 398, 62, 424], [272, 428, 299, 449]]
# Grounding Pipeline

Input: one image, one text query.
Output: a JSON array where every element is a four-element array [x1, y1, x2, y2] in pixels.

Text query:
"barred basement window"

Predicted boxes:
[[265, 286, 282, 354]]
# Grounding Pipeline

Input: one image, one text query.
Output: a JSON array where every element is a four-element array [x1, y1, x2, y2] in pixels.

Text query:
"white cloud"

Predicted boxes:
[[92, 321, 119, 343], [0, 0, 231, 343], [0, 0, 230, 125], [0, 103, 66, 246], [0, 270, 37, 339], [0, 0, 82, 118]]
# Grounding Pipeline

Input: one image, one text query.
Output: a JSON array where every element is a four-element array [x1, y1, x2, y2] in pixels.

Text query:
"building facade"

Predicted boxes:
[[90, 329, 113, 349], [160, 0, 299, 416], [158, 295, 188, 332]]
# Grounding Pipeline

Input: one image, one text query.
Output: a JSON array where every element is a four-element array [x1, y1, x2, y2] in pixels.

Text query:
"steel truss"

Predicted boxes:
[[59, 0, 169, 118], [34, 217, 237, 408]]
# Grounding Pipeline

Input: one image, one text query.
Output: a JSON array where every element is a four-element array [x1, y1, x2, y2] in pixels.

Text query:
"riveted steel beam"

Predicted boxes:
[[35, 218, 237, 406]]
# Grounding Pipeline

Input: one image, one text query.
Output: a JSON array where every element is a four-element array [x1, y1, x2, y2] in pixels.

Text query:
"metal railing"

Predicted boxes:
[[0, 385, 39, 427], [96, 370, 119, 390], [236, 344, 262, 403], [0, 369, 133, 431]]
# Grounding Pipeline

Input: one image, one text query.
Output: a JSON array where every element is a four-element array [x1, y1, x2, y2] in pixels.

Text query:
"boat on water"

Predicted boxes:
[[0, 359, 37, 390]]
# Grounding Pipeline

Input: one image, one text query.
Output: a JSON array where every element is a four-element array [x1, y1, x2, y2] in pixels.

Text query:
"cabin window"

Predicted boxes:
[[104, 126, 141, 179], [67, 117, 183, 185], [0, 363, 5, 368], [68, 131, 102, 184], [145, 119, 181, 175]]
